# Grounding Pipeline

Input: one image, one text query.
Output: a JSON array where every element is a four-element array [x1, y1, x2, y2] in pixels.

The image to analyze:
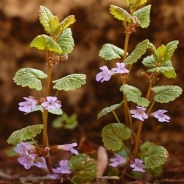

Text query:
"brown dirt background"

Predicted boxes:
[[0, 0, 184, 183]]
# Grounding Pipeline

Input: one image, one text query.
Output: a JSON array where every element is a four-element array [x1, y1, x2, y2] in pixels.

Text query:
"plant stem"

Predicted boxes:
[[133, 120, 143, 158], [122, 76, 130, 127], [42, 110, 48, 147], [112, 111, 121, 123], [42, 51, 53, 172], [133, 82, 153, 158]]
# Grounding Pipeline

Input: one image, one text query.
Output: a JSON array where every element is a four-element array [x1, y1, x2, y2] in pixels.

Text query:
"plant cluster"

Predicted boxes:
[[6, 0, 183, 183]]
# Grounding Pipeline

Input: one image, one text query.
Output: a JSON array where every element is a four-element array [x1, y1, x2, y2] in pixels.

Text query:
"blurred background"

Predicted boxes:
[[0, 0, 184, 158]]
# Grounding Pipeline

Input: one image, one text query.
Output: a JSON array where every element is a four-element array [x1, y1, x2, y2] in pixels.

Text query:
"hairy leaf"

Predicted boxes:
[[102, 123, 131, 151], [99, 44, 124, 60], [157, 45, 166, 60], [56, 28, 74, 54], [13, 68, 47, 91], [132, 0, 147, 8], [142, 55, 155, 67], [7, 124, 43, 145], [133, 5, 151, 28], [163, 40, 179, 63], [143, 145, 169, 169], [152, 85, 183, 103], [124, 39, 149, 65], [51, 15, 76, 35], [148, 42, 159, 61], [53, 74, 86, 91], [148, 60, 176, 78], [120, 84, 150, 107], [109, 5, 134, 23], [98, 102, 123, 119], [39, 6, 53, 34], [69, 154, 97, 182], [30, 34, 62, 54]]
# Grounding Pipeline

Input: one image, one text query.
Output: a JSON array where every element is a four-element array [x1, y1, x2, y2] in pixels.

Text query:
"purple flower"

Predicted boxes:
[[57, 143, 78, 155], [53, 160, 72, 174], [15, 142, 37, 169], [96, 66, 112, 82], [130, 158, 146, 172], [41, 96, 61, 111], [18, 97, 37, 113], [111, 62, 129, 74], [152, 110, 170, 122], [109, 153, 126, 167], [130, 106, 148, 121]]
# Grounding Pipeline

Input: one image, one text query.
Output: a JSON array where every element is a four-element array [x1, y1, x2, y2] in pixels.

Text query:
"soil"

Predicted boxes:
[[0, 0, 184, 183]]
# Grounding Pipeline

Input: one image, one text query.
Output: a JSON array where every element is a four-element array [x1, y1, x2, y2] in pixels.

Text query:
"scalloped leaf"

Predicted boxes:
[[53, 74, 86, 91], [69, 154, 97, 182], [152, 85, 183, 103], [109, 5, 134, 23], [99, 44, 124, 60], [124, 39, 149, 65], [7, 124, 43, 145], [56, 28, 74, 54], [163, 40, 179, 63], [98, 102, 123, 119], [39, 6, 54, 34], [30, 34, 62, 54], [133, 5, 151, 28], [143, 145, 169, 169], [148, 42, 159, 61], [102, 123, 131, 151], [131, 0, 147, 8], [120, 84, 150, 107], [13, 68, 47, 91], [51, 15, 76, 35], [148, 60, 176, 78], [142, 55, 155, 67]]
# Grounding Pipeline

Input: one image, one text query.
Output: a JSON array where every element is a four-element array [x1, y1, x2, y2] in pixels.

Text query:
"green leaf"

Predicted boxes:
[[51, 15, 76, 35], [157, 45, 166, 60], [163, 40, 179, 63], [13, 68, 47, 91], [102, 123, 131, 151], [53, 74, 86, 91], [56, 28, 74, 54], [30, 34, 62, 54], [69, 154, 97, 182], [152, 85, 183, 103], [124, 39, 149, 65], [109, 5, 134, 23], [120, 84, 150, 107], [142, 55, 155, 67], [133, 5, 151, 28], [52, 113, 78, 129], [99, 44, 124, 60], [148, 42, 159, 61], [48, 108, 63, 115], [98, 102, 123, 119], [50, 16, 59, 32], [131, 0, 148, 8], [143, 145, 169, 169], [7, 124, 43, 145], [148, 60, 176, 78], [39, 6, 53, 34]]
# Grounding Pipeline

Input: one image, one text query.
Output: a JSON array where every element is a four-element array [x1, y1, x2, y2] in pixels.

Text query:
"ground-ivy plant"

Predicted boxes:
[[7, 6, 97, 183], [96, 0, 182, 181]]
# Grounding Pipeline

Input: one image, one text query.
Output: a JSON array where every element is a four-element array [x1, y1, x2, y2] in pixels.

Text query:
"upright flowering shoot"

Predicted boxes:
[[7, 5, 98, 183], [96, 0, 182, 182]]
